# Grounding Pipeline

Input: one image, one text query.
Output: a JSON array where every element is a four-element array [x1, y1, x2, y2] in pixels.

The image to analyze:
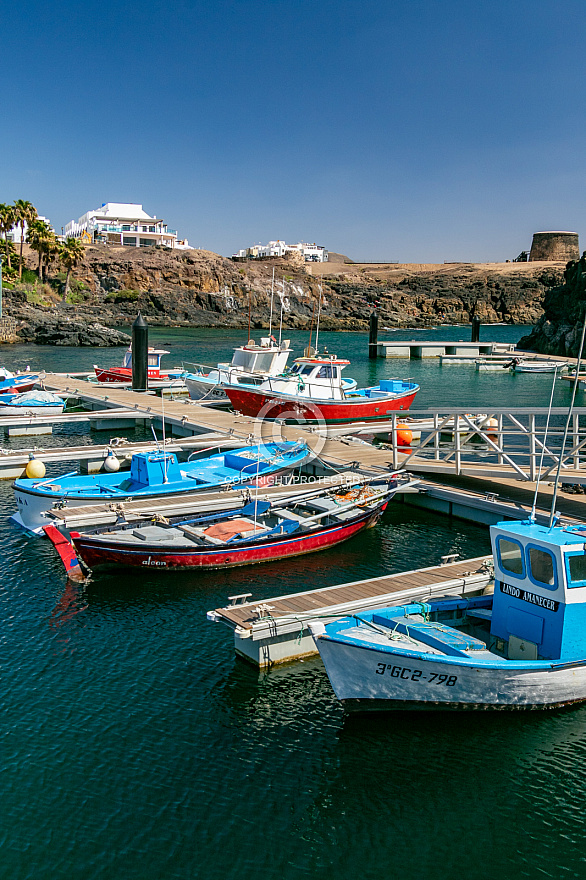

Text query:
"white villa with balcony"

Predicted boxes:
[[64, 203, 189, 249], [235, 240, 328, 262]]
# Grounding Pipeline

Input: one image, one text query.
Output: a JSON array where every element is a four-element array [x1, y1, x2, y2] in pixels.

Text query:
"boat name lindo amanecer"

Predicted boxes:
[[501, 582, 559, 611]]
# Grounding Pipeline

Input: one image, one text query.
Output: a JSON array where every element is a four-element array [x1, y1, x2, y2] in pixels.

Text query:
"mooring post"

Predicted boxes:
[[471, 316, 481, 343], [368, 310, 379, 359], [132, 312, 148, 392]]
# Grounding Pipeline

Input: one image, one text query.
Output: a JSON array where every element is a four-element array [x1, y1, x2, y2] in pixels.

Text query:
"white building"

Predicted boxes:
[[64, 203, 189, 249], [235, 240, 328, 262], [6, 215, 54, 243]]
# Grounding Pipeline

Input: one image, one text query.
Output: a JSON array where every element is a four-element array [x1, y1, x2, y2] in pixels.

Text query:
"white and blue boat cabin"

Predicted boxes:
[[312, 518, 586, 710]]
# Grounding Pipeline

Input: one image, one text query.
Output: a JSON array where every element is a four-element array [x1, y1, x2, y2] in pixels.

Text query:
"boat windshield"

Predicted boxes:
[[316, 365, 337, 379]]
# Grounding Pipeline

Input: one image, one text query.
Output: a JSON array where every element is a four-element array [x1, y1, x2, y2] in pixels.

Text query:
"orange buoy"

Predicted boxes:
[[396, 425, 413, 447]]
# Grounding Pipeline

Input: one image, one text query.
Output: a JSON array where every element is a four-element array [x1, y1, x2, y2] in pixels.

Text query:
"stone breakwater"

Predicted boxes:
[[1, 245, 565, 343]]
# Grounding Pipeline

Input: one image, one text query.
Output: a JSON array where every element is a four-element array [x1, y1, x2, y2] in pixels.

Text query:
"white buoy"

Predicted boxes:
[[25, 455, 46, 479], [103, 451, 120, 473]]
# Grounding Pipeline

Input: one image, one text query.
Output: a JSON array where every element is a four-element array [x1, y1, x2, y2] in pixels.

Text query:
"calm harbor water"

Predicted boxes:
[[2, 326, 585, 880]]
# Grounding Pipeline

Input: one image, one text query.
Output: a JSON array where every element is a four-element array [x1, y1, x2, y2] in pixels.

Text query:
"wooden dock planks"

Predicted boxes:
[[214, 555, 492, 630]]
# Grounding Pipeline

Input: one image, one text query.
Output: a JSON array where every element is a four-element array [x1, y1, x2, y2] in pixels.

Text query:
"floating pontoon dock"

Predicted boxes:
[[207, 555, 493, 667], [377, 341, 514, 358]]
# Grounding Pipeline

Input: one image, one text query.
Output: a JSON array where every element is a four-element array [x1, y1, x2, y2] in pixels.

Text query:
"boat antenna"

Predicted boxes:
[[530, 366, 558, 521], [269, 268, 275, 338], [548, 308, 586, 527], [315, 285, 323, 354]]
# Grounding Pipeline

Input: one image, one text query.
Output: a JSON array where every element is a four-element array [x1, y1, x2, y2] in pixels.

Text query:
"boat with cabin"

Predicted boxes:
[[310, 516, 586, 710], [184, 337, 294, 402], [12, 441, 310, 534], [224, 355, 419, 423], [94, 346, 185, 383], [44, 477, 398, 574]]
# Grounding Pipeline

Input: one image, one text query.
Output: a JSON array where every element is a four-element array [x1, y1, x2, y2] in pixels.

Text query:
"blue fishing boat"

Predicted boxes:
[[13, 441, 310, 534], [311, 517, 586, 710]]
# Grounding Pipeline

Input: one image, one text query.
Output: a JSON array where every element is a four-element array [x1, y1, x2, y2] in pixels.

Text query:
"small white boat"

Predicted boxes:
[[509, 357, 568, 373]]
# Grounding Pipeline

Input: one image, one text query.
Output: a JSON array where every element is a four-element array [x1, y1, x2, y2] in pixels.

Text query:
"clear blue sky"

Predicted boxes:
[[2, 0, 585, 262]]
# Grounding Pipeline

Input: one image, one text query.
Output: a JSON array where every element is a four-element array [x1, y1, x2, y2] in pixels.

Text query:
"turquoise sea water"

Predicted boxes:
[[2, 326, 586, 880]]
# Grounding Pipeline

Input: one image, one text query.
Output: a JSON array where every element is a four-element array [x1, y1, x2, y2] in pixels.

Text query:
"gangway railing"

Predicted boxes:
[[342, 408, 586, 482]]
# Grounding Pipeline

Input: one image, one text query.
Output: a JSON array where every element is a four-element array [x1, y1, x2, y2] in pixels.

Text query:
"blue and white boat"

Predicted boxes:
[[0, 390, 64, 415], [311, 517, 586, 710], [13, 441, 310, 534]]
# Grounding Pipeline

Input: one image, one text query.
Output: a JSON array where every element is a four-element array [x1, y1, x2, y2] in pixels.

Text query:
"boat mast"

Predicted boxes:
[[248, 291, 252, 343], [269, 268, 275, 338], [548, 309, 586, 527], [314, 285, 323, 354], [278, 278, 285, 345], [307, 294, 317, 354]]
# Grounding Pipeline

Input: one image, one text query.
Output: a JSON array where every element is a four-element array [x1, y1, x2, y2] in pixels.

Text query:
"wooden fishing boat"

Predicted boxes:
[[94, 346, 184, 383], [44, 480, 397, 574], [224, 355, 419, 423], [12, 441, 310, 534], [310, 517, 586, 711]]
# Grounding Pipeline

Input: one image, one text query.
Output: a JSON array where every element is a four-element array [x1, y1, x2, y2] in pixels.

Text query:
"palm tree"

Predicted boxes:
[[13, 200, 37, 279], [26, 219, 53, 280], [58, 237, 85, 300], [0, 203, 15, 270]]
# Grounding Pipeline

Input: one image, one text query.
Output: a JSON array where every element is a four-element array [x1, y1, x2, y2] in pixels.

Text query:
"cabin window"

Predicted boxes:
[[497, 538, 525, 578], [566, 552, 586, 588], [290, 364, 301, 374], [527, 546, 556, 589], [300, 366, 314, 376], [316, 366, 335, 379]]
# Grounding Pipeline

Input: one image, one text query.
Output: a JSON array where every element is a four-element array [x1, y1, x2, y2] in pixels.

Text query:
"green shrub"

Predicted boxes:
[[105, 289, 141, 303], [21, 268, 38, 284]]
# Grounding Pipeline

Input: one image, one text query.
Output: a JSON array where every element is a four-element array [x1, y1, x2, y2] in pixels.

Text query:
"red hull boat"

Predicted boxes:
[[44, 479, 404, 575], [67, 506, 384, 570], [94, 366, 173, 383], [225, 384, 418, 423], [94, 346, 178, 383]]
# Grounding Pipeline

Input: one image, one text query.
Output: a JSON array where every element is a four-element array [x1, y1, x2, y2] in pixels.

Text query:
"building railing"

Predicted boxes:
[[92, 225, 175, 235]]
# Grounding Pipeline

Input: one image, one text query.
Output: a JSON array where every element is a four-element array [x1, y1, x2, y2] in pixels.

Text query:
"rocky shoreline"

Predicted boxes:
[[518, 252, 586, 356], [0, 244, 566, 345]]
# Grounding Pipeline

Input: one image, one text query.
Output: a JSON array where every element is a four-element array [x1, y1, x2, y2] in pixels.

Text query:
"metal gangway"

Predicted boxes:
[[326, 408, 586, 484]]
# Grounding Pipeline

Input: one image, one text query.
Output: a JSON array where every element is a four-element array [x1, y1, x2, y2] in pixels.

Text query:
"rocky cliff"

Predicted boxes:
[[2, 245, 565, 342], [518, 253, 586, 356]]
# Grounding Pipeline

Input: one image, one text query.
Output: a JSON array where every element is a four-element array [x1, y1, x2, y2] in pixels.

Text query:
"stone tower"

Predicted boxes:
[[529, 231, 579, 262]]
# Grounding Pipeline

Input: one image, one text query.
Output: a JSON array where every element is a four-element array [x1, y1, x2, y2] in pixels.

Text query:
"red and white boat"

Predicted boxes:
[[224, 355, 419, 423], [0, 370, 40, 395], [94, 347, 183, 383]]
